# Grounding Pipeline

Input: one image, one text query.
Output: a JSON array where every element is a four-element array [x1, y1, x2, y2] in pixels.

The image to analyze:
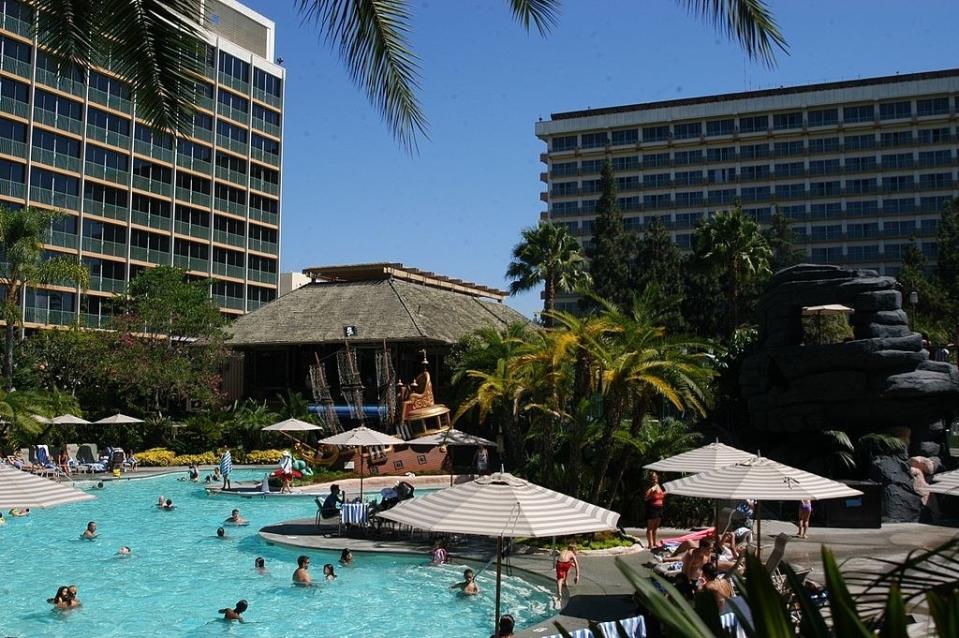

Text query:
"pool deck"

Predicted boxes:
[[258, 515, 959, 637]]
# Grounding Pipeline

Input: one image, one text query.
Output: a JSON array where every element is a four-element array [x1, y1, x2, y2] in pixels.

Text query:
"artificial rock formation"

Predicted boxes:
[[741, 264, 959, 521]]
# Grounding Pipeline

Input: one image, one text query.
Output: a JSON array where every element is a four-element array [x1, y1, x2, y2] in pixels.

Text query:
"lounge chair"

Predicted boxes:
[[765, 533, 791, 575], [76, 444, 105, 473], [33, 445, 62, 479], [725, 597, 752, 637], [314, 496, 341, 527], [108, 448, 126, 471], [598, 614, 646, 638], [545, 629, 593, 638]]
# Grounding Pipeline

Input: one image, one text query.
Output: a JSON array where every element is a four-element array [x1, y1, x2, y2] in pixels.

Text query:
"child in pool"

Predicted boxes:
[[219, 599, 248, 622]]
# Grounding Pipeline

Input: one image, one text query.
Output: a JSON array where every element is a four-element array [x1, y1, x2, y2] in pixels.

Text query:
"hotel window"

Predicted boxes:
[[176, 172, 211, 195], [921, 196, 953, 212], [0, 157, 24, 183], [706, 146, 735, 162], [31, 168, 79, 195], [744, 207, 772, 223], [882, 175, 915, 192], [707, 188, 735, 204], [619, 196, 641, 211], [131, 229, 169, 252], [880, 130, 913, 147], [810, 203, 842, 219], [916, 97, 950, 117], [611, 128, 638, 146], [919, 172, 953, 189], [740, 143, 770, 159], [611, 155, 640, 171], [616, 175, 641, 191], [580, 132, 609, 149], [846, 178, 877, 194], [0, 75, 28, 109], [674, 170, 703, 185], [642, 125, 670, 142], [217, 89, 249, 115], [774, 140, 803, 156], [551, 135, 576, 151], [883, 198, 916, 214], [676, 212, 702, 226], [807, 108, 839, 127], [250, 193, 277, 215], [88, 107, 130, 135], [252, 103, 281, 129], [218, 51, 250, 83], [643, 173, 669, 188], [808, 137, 840, 154], [215, 183, 246, 205], [551, 201, 578, 215], [917, 127, 951, 144], [216, 151, 247, 176], [808, 159, 840, 176], [774, 162, 803, 178], [177, 139, 212, 163], [251, 133, 279, 157], [86, 145, 128, 170], [642, 194, 670, 209], [580, 159, 602, 173], [845, 156, 877, 172], [580, 200, 597, 214], [738, 115, 768, 133], [674, 150, 702, 165], [705, 119, 734, 136], [84, 182, 127, 207], [675, 191, 704, 207], [918, 150, 952, 167], [922, 242, 938, 259], [174, 238, 209, 261], [581, 220, 596, 232], [253, 68, 282, 97], [778, 204, 806, 220], [843, 105, 875, 123], [217, 121, 247, 144], [810, 225, 842, 241], [847, 223, 879, 239], [0, 34, 30, 63], [33, 129, 80, 158], [0, 116, 25, 144], [89, 70, 131, 101], [921, 219, 939, 233], [673, 122, 701, 139], [847, 245, 881, 261], [740, 186, 770, 202], [135, 125, 173, 150], [132, 159, 170, 183], [551, 182, 577, 196], [811, 247, 843, 262], [643, 152, 670, 168], [775, 183, 805, 199], [132, 193, 170, 218], [580, 179, 601, 193], [844, 134, 875, 150], [35, 89, 82, 121], [845, 200, 878, 216], [675, 234, 691, 249], [879, 101, 912, 120], [772, 111, 803, 130], [809, 181, 840, 197], [707, 167, 736, 183], [623, 217, 642, 231], [881, 153, 913, 170], [740, 164, 770, 180], [550, 161, 577, 177]]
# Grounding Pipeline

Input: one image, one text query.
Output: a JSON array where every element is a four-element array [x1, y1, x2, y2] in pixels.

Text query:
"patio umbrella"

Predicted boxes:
[[377, 471, 619, 638], [52, 414, 92, 425], [932, 468, 959, 483], [0, 463, 94, 508], [93, 413, 142, 425], [802, 304, 853, 344], [928, 479, 959, 496], [262, 418, 325, 461], [318, 426, 405, 500], [412, 429, 496, 485], [663, 456, 863, 556], [644, 442, 754, 473]]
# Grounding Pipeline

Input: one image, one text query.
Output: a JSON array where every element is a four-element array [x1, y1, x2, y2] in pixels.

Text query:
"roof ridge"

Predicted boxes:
[[471, 295, 510, 326], [388, 278, 426, 340]]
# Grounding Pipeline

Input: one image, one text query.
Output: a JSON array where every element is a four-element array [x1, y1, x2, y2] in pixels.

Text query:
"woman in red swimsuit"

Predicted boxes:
[[644, 471, 665, 549], [554, 543, 580, 600]]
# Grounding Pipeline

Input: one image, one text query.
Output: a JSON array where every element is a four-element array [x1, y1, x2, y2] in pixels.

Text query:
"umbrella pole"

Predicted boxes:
[[756, 503, 762, 560], [495, 535, 503, 638], [449, 448, 453, 486], [359, 446, 364, 502]]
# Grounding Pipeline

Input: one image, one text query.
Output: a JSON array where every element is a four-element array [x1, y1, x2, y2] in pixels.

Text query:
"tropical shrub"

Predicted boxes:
[[241, 449, 285, 464], [137, 448, 177, 466], [171, 452, 218, 466]]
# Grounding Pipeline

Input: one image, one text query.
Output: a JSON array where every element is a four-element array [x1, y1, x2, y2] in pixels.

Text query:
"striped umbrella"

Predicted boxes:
[[932, 468, 959, 483], [664, 456, 863, 556], [377, 471, 619, 637], [0, 464, 94, 509], [644, 442, 754, 473], [929, 470, 959, 496], [319, 426, 405, 500]]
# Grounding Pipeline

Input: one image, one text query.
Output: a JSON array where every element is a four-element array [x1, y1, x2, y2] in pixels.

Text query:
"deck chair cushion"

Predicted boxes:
[[599, 614, 646, 638]]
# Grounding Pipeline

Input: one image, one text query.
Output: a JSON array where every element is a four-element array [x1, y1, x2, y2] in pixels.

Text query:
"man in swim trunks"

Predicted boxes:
[[293, 555, 312, 586], [225, 509, 248, 525], [219, 599, 248, 622], [450, 568, 479, 595], [554, 544, 580, 599], [82, 521, 97, 539]]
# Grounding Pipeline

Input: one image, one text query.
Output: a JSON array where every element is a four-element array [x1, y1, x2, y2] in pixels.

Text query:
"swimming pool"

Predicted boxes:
[[0, 470, 554, 637]]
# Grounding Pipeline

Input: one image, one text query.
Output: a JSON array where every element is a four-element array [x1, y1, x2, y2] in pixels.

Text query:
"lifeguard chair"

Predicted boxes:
[[398, 354, 451, 440]]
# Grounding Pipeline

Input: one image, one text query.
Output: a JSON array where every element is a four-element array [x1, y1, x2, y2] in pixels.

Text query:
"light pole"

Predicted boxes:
[[909, 290, 919, 329]]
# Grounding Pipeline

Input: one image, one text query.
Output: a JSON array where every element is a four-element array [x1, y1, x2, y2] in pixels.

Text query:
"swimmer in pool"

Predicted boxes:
[[339, 548, 353, 566], [9, 507, 29, 516], [292, 555, 311, 586], [450, 568, 479, 595], [224, 509, 248, 525], [162, 499, 175, 510], [218, 599, 248, 622], [323, 563, 336, 581], [216, 527, 227, 539], [255, 557, 266, 573], [118, 546, 132, 556], [81, 521, 97, 540]]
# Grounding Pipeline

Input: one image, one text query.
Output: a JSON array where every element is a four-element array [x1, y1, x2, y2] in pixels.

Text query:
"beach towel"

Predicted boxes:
[[657, 527, 715, 551], [219, 450, 233, 476]]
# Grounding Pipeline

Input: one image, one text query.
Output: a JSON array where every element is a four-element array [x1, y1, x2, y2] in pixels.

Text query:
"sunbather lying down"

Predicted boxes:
[[655, 533, 741, 572]]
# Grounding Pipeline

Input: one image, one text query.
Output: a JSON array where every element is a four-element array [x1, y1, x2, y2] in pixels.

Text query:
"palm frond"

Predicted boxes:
[[678, 0, 787, 66], [34, 0, 99, 69], [507, 0, 559, 36], [297, 0, 426, 153]]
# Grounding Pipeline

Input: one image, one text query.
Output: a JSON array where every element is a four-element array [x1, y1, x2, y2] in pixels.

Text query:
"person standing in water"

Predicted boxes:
[[219, 446, 233, 490], [218, 599, 248, 622]]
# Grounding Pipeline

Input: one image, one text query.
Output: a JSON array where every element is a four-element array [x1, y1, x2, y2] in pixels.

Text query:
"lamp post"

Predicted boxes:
[[909, 290, 919, 329]]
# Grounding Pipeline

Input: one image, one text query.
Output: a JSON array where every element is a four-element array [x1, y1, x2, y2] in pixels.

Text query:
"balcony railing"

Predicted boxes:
[[84, 161, 128, 184], [129, 246, 169, 265], [131, 209, 171, 231], [1, 54, 30, 78], [252, 86, 282, 109], [218, 71, 250, 94], [248, 269, 276, 284], [216, 134, 248, 156], [251, 118, 280, 138], [215, 165, 247, 186], [248, 208, 277, 226], [174, 186, 210, 207], [173, 254, 209, 272], [88, 87, 132, 114], [174, 220, 210, 240], [84, 198, 127, 222], [131, 175, 172, 197], [0, 177, 24, 199], [81, 236, 126, 257], [0, 12, 32, 37], [0, 95, 28, 118], [30, 186, 79, 211], [133, 139, 173, 164], [0, 135, 25, 159], [217, 101, 249, 125], [213, 228, 245, 248], [213, 293, 244, 310], [212, 261, 244, 279], [250, 177, 278, 195], [86, 124, 130, 150], [250, 147, 279, 167], [33, 108, 83, 135], [248, 238, 277, 254], [45, 229, 78, 250], [81, 313, 113, 329], [176, 155, 211, 175], [186, 126, 213, 143], [24, 307, 75, 326], [32, 147, 81, 173], [34, 67, 86, 96], [88, 275, 126, 293], [214, 197, 246, 217]]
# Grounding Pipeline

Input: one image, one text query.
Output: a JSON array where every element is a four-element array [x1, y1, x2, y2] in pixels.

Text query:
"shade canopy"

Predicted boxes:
[[0, 464, 94, 508], [644, 442, 754, 473], [318, 426, 405, 447], [802, 304, 854, 316], [932, 468, 959, 483], [928, 481, 959, 495], [412, 429, 495, 447], [262, 418, 323, 432], [93, 413, 142, 425], [50, 414, 92, 426], [663, 456, 864, 501], [377, 471, 620, 538]]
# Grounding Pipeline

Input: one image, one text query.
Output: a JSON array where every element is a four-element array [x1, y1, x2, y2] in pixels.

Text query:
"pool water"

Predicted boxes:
[[0, 470, 554, 637]]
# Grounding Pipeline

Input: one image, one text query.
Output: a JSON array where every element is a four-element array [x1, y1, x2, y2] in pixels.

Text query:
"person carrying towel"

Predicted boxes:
[[219, 445, 233, 490]]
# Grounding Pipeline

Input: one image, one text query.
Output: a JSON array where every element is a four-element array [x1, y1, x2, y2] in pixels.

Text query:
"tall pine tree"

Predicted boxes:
[[936, 199, 959, 300], [764, 210, 805, 272], [634, 219, 685, 330], [587, 160, 634, 309]]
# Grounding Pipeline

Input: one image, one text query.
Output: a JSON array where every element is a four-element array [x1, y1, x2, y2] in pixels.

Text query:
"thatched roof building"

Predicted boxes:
[[224, 263, 528, 400]]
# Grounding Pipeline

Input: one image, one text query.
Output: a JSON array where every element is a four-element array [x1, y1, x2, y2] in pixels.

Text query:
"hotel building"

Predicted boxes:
[[535, 69, 959, 293], [0, 0, 283, 328]]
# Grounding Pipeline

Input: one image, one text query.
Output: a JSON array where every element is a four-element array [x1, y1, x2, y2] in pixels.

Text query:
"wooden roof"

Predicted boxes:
[[226, 277, 527, 347], [302, 263, 508, 301]]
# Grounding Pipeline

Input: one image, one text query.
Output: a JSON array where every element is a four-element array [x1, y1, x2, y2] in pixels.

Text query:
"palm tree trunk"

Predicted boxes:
[[543, 275, 556, 328], [607, 402, 646, 508], [567, 351, 591, 497], [590, 398, 623, 503], [727, 265, 739, 337], [4, 322, 14, 389]]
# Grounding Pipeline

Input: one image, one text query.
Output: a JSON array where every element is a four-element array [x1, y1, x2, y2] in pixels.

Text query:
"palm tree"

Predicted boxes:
[[693, 207, 772, 337], [35, 1, 787, 149], [506, 222, 590, 326], [453, 358, 528, 471], [0, 206, 89, 387]]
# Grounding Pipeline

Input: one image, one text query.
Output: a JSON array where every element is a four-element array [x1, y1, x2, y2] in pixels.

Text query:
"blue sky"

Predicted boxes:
[[241, 0, 959, 317]]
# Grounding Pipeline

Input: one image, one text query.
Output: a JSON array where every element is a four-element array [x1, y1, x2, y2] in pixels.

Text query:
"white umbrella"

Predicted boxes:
[[412, 429, 496, 485], [0, 464, 94, 508], [262, 418, 322, 432], [93, 413, 142, 425], [318, 426, 405, 500], [51, 414, 92, 425], [932, 468, 959, 483], [928, 480, 959, 496], [801, 304, 854, 316], [377, 471, 619, 637], [664, 456, 863, 556], [644, 442, 754, 473]]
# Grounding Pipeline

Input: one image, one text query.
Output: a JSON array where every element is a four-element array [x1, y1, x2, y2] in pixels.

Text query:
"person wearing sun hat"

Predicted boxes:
[[279, 450, 294, 494]]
